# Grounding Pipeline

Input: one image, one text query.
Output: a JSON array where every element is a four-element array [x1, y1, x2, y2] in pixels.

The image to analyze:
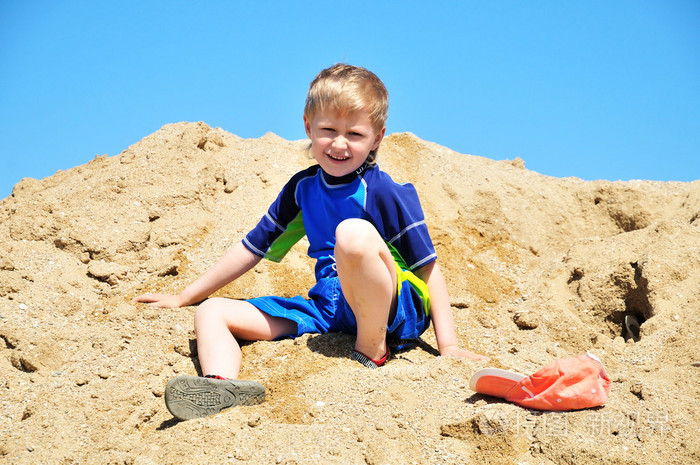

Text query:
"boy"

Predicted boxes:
[[135, 64, 487, 420]]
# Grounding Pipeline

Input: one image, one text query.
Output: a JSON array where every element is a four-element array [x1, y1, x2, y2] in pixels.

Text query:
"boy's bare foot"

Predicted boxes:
[[165, 375, 265, 420]]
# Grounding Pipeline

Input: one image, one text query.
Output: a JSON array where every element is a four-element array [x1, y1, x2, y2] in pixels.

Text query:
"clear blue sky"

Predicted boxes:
[[1, 1, 698, 199]]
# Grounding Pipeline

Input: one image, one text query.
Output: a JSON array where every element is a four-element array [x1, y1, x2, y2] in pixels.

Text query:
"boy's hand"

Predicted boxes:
[[440, 345, 490, 361], [133, 293, 185, 308]]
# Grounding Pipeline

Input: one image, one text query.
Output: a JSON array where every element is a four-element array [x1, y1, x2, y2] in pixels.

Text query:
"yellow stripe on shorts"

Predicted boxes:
[[394, 262, 431, 316]]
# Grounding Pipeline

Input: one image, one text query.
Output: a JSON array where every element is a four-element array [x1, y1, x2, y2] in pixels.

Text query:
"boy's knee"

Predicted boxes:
[[335, 219, 380, 258], [194, 298, 224, 328]]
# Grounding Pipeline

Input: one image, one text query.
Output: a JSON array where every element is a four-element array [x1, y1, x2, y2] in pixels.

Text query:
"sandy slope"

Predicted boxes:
[[1, 122, 698, 464]]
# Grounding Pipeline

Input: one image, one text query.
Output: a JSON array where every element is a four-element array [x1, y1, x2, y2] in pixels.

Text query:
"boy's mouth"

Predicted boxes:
[[327, 153, 349, 161]]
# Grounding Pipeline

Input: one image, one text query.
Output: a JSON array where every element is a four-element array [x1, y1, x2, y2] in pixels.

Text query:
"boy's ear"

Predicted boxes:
[[372, 127, 386, 151], [303, 114, 312, 138]]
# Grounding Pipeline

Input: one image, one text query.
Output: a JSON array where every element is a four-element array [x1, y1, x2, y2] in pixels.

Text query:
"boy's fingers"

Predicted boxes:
[[443, 347, 490, 362], [133, 293, 161, 303], [134, 294, 181, 308], [462, 351, 490, 362]]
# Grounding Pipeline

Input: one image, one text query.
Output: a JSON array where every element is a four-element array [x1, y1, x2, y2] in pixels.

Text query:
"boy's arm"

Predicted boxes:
[[134, 241, 262, 308], [413, 261, 489, 361]]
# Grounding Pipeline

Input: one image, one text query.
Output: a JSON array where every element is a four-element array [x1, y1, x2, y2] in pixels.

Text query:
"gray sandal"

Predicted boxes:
[[165, 375, 265, 420]]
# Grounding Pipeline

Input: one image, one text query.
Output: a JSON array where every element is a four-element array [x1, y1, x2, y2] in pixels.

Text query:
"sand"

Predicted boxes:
[[1, 121, 698, 464]]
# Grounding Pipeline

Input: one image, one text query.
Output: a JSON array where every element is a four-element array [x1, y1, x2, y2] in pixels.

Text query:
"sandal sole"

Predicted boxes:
[[164, 375, 265, 420]]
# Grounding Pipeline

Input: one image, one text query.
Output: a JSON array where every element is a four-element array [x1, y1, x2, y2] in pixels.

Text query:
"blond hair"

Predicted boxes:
[[304, 64, 388, 163]]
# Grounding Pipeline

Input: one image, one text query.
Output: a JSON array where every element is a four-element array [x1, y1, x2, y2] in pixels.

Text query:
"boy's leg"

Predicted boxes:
[[194, 298, 297, 379], [165, 299, 295, 420], [335, 219, 398, 362]]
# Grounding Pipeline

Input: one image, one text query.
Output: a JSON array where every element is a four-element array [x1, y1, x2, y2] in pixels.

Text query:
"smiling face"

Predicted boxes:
[[304, 110, 386, 178]]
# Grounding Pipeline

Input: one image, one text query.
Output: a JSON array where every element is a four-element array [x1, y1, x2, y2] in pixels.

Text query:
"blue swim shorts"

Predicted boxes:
[[246, 265, 431, 349]]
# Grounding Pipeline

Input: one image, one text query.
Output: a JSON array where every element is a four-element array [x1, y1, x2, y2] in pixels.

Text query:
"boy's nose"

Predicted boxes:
[[331, 136, 348, 150]]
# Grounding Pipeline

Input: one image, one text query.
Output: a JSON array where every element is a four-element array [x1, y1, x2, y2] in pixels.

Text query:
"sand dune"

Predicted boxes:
[[1, 122, 698, 464]]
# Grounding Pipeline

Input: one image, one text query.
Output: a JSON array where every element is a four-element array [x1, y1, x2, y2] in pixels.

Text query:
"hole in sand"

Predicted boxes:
[[623, 262, 652, 342], [605, 262, 653, 342]]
